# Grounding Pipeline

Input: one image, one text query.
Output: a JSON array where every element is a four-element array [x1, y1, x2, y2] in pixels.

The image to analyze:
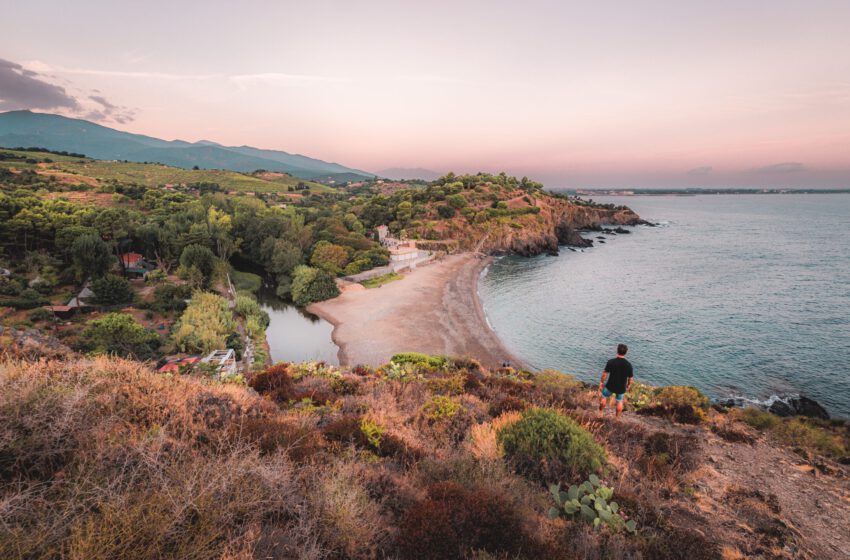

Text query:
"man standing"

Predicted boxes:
[[599, 344, 634, 418]]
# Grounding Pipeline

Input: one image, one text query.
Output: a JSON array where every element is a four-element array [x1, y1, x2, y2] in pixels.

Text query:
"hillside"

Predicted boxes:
[[0, 147, 333, 193], [1, 354, 847, 559], [0, 111, 373, 182]]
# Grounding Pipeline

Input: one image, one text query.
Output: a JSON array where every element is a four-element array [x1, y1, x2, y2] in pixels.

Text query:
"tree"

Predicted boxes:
[[179, 244, 216, 284], [261, 237, 302, 278], [82, 313, 159, 359], [71, 233, 113, 279], [291, 265, 339, 306], [437, 205, 456, 219], [310, 241, 349, 275], [91, 274, 134, 305], [446, 194, 467, 209]]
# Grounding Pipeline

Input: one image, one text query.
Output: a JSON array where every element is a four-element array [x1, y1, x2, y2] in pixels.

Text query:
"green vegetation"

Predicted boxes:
[[80, 312, 159, 359], [230, 269, 262, 293], [290, 265, 339, 306], [360, 272, 402, 289], [498, 407, 607, 481], [548, 475, 637, 534], [738, 408, 848, 459], [171, 291, 235, 354], [629, 382, 710, 424], [390, 352, 448, 371], [422, 395, 462, 420], [91, 274, 134, 305]]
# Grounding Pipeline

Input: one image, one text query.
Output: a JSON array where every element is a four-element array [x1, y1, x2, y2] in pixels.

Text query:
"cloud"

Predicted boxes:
[[687, 165, 712, 176], [0, 58, 135, 124], [0, 58, 80, 111], [750, 162, 807, 174]]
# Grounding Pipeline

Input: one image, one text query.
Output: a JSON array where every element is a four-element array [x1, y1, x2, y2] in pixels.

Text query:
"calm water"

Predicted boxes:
[[479, 194, 850, 417], [257, 287, 339, 365]]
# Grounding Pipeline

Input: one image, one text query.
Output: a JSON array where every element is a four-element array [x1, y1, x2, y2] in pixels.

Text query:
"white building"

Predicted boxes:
[[201, 349, 237, 378]]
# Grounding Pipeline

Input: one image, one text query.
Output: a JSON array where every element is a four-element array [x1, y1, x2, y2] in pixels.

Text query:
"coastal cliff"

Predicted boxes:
[[412, 192, 645, 256]]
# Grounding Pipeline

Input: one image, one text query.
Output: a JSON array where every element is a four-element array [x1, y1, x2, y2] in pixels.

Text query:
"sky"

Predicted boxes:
[[1, 0, 849, 188]]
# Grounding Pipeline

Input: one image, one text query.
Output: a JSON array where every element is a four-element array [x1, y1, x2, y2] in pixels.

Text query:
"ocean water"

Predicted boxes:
[[479, 194, 850, 417]]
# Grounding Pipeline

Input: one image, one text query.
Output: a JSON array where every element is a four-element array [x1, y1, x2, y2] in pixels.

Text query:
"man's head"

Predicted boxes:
[[617, 343, 628, 356]]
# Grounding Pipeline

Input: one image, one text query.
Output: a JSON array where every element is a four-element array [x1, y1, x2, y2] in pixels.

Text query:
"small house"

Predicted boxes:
[[158, 356, 201, 374]]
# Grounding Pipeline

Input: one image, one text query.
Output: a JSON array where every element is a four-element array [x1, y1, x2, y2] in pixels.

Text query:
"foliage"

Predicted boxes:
[[390, 352, 447, 371], [548, 475, 637, 534], [179, 244, 216, 285], [422, 395, 462, 421], [70, 233, 113, 279], [360, 272, 402, 288], [150, 282, 191, 313], [143, 269, 166, 284], [396, 481, 531, 559], [310, 240, 349, 275], [436, 204, 456, 219], [630, 382, 710, 424], [81, 313, 159, 359], [291, 265, 339, 306], [91, 274, 133, 305], [171, 291, 235, 354], [497, 407, 606, 481], [738, 408, 847, 459], [445, 194, 467, 209], [230, 269, 262, 293]]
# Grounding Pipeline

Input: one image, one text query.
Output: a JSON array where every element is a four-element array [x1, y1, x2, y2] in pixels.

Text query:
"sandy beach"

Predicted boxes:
[[307, 253, 524, 368]]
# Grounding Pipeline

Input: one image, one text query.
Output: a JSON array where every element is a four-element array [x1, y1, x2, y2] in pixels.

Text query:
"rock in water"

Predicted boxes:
[[768, 396, 830, 419]]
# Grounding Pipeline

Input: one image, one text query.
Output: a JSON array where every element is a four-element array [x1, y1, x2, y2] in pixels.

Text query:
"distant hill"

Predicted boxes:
[[378, 167, 442, 181], [0, 110, 374, 182]]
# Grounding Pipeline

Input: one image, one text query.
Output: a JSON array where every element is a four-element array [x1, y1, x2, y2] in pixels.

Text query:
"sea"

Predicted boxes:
[[478, 194, 850, 418]]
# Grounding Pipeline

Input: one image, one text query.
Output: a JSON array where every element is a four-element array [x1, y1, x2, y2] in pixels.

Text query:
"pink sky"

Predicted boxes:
[[2, 0, 849, 187]]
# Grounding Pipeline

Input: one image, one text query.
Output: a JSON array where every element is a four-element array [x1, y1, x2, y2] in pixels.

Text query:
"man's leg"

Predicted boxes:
[[599, 388, 611, 414], [615, 395, 625, 418]]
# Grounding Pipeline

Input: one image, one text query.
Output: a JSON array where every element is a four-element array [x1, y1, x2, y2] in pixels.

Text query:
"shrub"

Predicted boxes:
[[248, 363, 298, 403], [631, 383, 710, 424], [488, 395, 527, 417], [91, 274, 133, 305], [151, 282, 191, 312], [82, 313, 159, 359], [390, 352, 447, 371], [29, 307, 54, 323], [310, 241, 350, 275], [436, 205, 455, 219], [291, 265, 340, 306], [179, 244, 216, 282], [144, 269, 166, 284], [446, 194, 467, 209], [396, 481, 531, 559], [171, 291, 235, 354], [497, 408, 606, 482], [422, 395, 462, 421]]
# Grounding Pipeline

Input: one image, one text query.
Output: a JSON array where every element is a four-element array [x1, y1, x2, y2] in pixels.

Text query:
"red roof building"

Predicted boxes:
[[120, 253, 144, 267]]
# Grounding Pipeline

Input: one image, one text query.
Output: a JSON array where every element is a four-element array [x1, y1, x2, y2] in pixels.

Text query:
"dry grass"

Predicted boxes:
[[1, 354, 829, 559]]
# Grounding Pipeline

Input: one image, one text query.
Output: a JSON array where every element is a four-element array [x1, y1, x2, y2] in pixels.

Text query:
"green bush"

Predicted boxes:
[[390, 352, 447, 371], [446, 194, 467, 209], [497, 408, 606, 482], [291, 265, 340, 306], [230, 270, 262, 293], [29, 307, 54, 322], [91, 275, 134, 306], [151, 282, 191, 313], [422, 395, 461, 421], [436, 205, 456, 219], [82, 312, 160, 359]]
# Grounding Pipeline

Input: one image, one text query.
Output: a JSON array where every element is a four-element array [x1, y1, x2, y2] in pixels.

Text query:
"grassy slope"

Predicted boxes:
[[2, 354, 846, 559], [0, 148, 333, 193]]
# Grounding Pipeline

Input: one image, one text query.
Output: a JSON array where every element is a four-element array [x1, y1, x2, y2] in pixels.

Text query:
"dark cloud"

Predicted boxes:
[[750, 162, 807, 174], [0, 58, 79, 111], [0, 58, 134, 124], [87, 94, 136, 123], [687, 165, 712, 176]]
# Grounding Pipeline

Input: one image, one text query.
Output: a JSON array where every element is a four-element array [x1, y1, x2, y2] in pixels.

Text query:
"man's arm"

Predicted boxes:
[[599, 370, 608, 391]]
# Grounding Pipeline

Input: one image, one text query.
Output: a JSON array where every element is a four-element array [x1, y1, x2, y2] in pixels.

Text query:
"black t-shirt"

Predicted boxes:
[[604, 357, 633, 394]]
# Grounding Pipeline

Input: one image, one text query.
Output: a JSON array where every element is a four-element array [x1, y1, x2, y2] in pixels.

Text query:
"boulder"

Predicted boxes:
[[768, 397, 829, 419]]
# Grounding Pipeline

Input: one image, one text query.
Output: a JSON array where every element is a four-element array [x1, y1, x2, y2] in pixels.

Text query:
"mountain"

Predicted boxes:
[[0, 110, 374, 181], [378, 167, 442, 181]]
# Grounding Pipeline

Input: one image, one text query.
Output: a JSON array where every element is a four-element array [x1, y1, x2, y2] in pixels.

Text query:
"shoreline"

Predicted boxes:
[[307, 253, 526, 369]]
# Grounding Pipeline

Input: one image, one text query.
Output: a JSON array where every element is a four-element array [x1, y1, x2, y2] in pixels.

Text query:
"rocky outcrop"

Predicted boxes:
[[768, 396, 830, 420]]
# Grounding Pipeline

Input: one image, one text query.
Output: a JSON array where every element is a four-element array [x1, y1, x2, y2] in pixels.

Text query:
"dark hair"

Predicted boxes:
[[617, 343, 628, 356]]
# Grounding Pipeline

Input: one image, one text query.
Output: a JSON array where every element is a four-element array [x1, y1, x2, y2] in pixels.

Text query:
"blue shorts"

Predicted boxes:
[[601, 388, 625, 401]]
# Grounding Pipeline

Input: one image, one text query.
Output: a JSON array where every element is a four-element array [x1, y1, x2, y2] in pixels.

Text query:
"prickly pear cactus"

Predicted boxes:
[[548, 474, 637, 534]]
